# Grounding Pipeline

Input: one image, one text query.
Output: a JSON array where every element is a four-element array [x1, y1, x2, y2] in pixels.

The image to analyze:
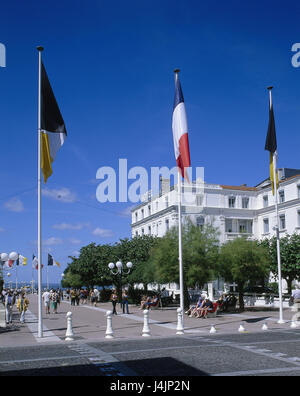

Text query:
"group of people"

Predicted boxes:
[[65, 288, 100, 307], [1, 288, 30, 324], [184, 293, 238, 319], [185, 295, 215, 319], [110, 289, 130, 315], [140, 295, 159, 310], [42, 289, 63, 314]]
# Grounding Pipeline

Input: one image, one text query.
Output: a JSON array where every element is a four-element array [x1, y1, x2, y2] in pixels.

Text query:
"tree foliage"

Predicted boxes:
[[260, 233, 300, 294], [218, 237, 270, 310]]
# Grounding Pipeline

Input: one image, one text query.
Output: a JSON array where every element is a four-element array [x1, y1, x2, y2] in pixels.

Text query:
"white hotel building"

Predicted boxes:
[[131, 168, 300, 295], [131, 168, 300, 243]]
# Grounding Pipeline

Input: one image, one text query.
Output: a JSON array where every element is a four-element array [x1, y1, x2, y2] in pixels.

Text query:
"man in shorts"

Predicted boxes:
[[42, 289, 51, 314]]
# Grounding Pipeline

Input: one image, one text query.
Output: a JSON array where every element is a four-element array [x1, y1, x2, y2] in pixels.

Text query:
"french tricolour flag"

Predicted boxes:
[[172, 70, 191, 179]]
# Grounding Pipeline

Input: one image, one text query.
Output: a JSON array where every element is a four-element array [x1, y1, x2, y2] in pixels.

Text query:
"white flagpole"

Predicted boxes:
[[268, 87, 284, 324], [177, 171, 184, 327], [37, 46, 44, 338], [174, 69, 185, 331]]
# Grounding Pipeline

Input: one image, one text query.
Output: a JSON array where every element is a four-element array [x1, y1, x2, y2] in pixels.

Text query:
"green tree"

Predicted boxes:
[[265, 233, 300, 294], [218, 237, 270, 311], [149, 222, 220, 309]]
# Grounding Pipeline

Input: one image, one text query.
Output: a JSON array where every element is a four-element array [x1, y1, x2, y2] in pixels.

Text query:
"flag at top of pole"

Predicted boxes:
[[172, 69, 191, 179], [40, 61, 67, 183], [265, 86, 279, 195]]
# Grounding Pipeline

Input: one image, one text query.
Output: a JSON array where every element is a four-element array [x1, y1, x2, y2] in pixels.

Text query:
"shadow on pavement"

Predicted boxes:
[[0, 357, 209, 377]]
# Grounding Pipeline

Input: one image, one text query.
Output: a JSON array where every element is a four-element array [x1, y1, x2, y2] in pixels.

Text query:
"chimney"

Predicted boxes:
[[160, 177, 170, 196]]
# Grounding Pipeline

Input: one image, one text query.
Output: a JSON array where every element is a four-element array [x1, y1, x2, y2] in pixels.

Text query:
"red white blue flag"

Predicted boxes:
[[172, 71, 191, 179]]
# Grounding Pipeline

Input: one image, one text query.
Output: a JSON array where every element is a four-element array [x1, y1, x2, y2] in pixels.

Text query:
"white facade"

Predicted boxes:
[[131, 169, 300, 243], [131, 169, 300, 295]]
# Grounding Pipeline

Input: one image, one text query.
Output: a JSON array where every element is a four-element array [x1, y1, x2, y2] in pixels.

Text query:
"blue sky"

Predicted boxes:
[[0, 0, 300, 284]]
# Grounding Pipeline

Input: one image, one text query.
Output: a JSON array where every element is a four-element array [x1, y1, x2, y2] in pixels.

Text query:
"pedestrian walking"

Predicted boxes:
[[51, 290, 59, 314], [42, 289, 51, 314], [70, 289, 76, 306], [111, 290, 118, 315], [5, 290, 15, 324], [94, 288, 100, 306], [292, 285, 300, 304], [17, 293, 29, 323], [122, 289, 129, 314]]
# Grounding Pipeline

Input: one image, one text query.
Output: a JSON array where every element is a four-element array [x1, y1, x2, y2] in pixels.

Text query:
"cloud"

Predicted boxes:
[[53, 222, 89, 230], [43, 237, 63, 246], [69, 238, 82, 245], [92, 228, 113, 237], [118, 205, 135, 218], [4, 198, 24, 212], [42, 188, 77, 203], [0, 227, 4, 232]]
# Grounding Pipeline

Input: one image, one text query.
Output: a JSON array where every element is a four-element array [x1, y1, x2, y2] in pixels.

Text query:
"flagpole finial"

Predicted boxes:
[[174, 69, 180, 74], [267, 86, 273, 91], [37, 46, 44, 52]]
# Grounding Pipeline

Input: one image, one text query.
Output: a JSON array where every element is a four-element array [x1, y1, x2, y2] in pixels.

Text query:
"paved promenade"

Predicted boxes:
[[0, 294, 298, 346], [1, 295, 300, 377]]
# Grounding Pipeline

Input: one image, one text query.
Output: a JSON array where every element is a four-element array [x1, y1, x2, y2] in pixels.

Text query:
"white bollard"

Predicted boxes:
[[238, 323, 246, 333], [262, 322, 268, 331], [0, 307, 6, 328], [65, 312, 74, 341], [105, 310, 114, 339], [176, 308, 184, 335], [290, 321, 298, 329], [142, 309, 151, 337], [210, 325, 217, 334]]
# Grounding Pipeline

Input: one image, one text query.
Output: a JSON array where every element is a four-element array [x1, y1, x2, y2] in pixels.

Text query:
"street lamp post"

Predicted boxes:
[[108, 261, 133, 304], [0, 252, 19, 289]]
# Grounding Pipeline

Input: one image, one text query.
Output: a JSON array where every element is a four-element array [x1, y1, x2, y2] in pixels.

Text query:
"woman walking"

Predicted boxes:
[[111, 290, 118, 315], [122, 290, 129, 314], [17, 293, 29, 323]]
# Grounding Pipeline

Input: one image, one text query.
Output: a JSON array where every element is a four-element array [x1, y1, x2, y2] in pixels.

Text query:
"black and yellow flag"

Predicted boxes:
[[41, 62, 67, 183], [265, 103, 279, 195]]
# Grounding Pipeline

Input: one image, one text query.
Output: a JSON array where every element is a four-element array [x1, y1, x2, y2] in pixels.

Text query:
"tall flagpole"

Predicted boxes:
[[174, 70, 184, 329], [268, 86, 284, 324], [37, 46, 44, 338]]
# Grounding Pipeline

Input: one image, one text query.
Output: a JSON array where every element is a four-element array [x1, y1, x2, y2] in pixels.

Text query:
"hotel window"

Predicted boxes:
[[148, 226, 151, 235], [298, 210, 300, 227], [225, 219, 233, 233], [279, 214, 286, 230], [263, 218, 269, 234], [196, 216, 205, 230], [156, 201, 159, 211], [263, 195, 269, 208], [279, 190, 285, 203], [242, 197, 249, 209], [135, 212, 138, 222], [141, 209, 144, 219], [135, 231, 138, 237], [298, 185, 300, 199], [196, 195, 203, 206], [229, 197, 236, 208], [165, 219, 170, 232], [141, 228, 144, 235], [148, 205, 151, 216]]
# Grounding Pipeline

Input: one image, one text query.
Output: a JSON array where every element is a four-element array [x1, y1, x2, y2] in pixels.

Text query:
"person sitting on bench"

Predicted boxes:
[[185, 295, 205, 317], [146, 295, 159, 309], [197, 297, 214, 318]]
